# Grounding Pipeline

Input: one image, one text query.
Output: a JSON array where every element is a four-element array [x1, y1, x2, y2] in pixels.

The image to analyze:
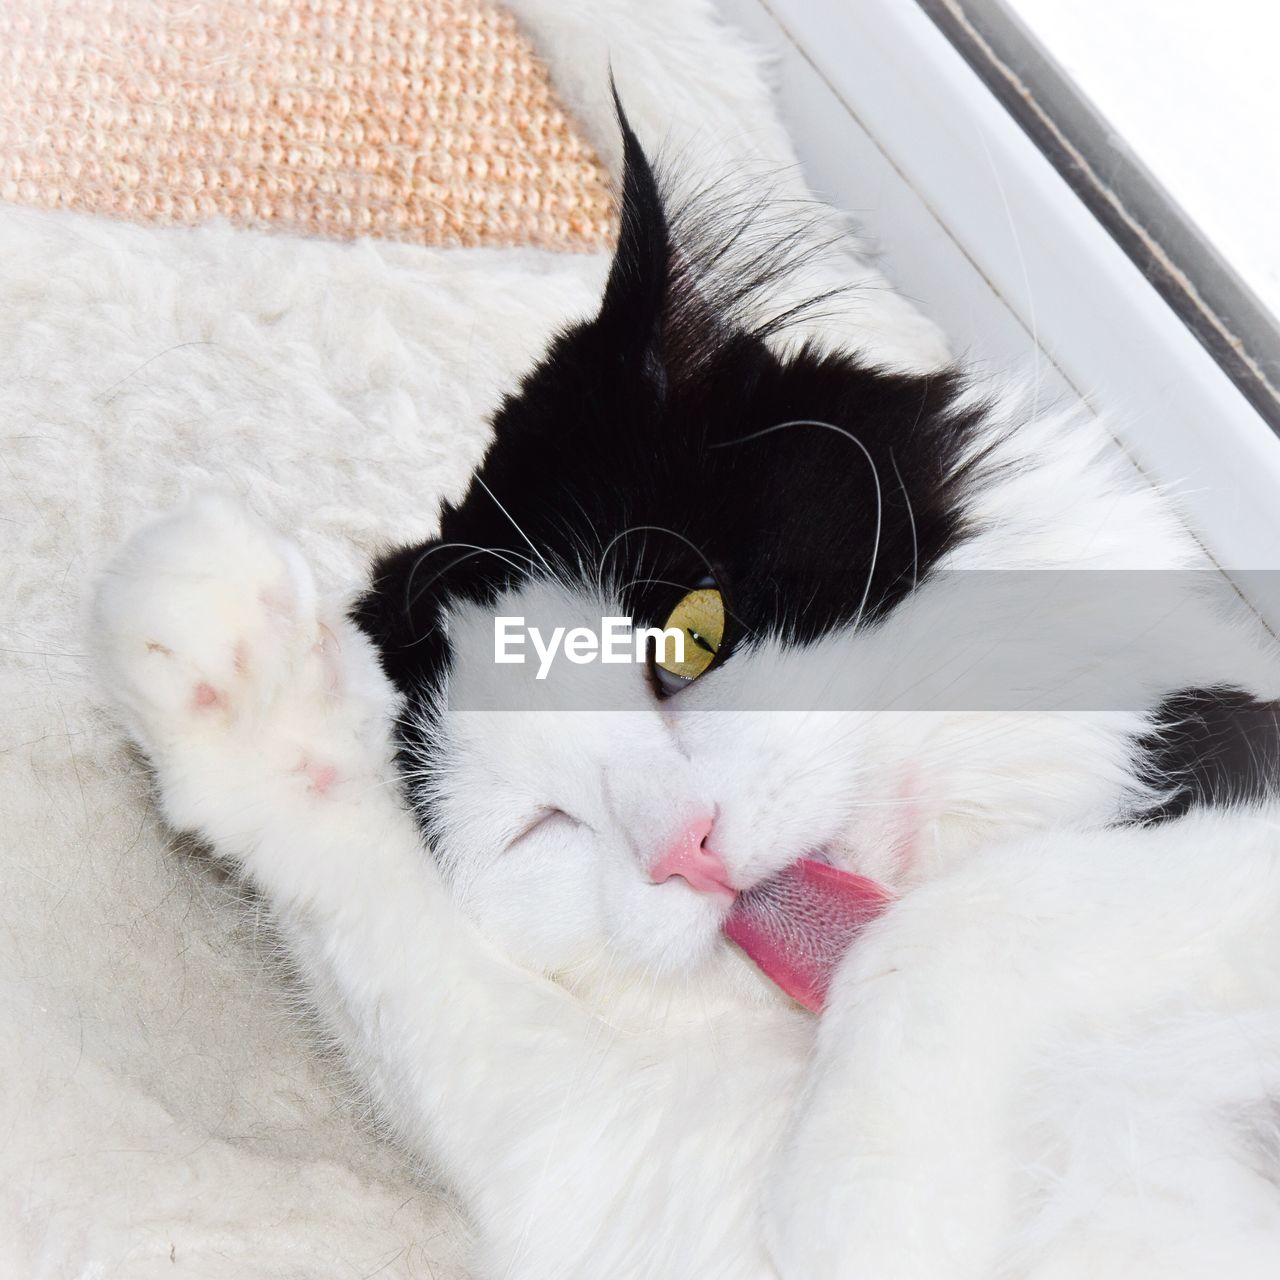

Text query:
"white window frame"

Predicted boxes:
[[720, 0, 1280, 627]]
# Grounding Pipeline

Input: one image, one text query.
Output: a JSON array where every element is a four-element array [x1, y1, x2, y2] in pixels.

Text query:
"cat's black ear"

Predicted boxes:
[[597, 92, 669, 340], [595, 92, 718, 390]]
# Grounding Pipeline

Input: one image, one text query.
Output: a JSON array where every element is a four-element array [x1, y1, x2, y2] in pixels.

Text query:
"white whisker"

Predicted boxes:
[[474, 473, 554, 575]]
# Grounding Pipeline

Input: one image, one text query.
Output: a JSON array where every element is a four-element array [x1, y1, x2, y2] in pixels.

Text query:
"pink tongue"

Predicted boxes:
[[723, 859, 894, 1012]]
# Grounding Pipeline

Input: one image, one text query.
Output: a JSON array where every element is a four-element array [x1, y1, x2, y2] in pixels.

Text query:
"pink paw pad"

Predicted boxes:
[[300, 761, 338, 796], [192, 682, 222, 709]]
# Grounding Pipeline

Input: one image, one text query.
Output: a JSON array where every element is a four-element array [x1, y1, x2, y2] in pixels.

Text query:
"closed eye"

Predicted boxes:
[[505, 807, 578, 852]]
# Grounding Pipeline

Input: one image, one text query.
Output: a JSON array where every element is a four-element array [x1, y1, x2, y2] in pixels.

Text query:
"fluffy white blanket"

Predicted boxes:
[[0, 3, 945, 1273]]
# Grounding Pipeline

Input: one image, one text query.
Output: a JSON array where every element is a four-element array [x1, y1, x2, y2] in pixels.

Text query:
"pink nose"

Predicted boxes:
[[650, 816, 735, 898]]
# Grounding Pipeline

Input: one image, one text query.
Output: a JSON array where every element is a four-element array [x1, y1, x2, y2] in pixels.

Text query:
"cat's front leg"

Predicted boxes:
[[764, 872, 1033, 1280], [91, 497, 606, 1274], [92, 498, 782, 1280], [765, 821, 1280, 1280]]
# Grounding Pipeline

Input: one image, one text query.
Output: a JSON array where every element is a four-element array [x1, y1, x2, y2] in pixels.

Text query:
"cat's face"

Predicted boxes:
[[355, 116, 1146, 988]]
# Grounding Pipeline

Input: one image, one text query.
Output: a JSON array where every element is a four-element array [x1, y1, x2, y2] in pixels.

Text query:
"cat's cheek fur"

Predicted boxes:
[[449, 825, 610, 975], [445, 804, 733, 980], [422, 695, 736, 979]]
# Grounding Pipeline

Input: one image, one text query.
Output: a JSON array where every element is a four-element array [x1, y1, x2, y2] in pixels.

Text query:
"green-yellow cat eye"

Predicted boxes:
[[652, 586, 725, 688]]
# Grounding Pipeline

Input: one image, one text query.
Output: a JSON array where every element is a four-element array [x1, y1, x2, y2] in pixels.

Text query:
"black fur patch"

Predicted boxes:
[[353, 106, 991, 707], [1136, 687, 1280, 822]]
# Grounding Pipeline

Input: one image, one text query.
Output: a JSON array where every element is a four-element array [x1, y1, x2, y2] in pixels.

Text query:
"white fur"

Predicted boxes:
[[0, 218, 591, 1277], [770, 808, 1280, 1279]]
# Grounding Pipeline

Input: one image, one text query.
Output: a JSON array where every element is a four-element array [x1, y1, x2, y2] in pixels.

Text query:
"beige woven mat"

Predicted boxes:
[[0, 0, 616, 250]]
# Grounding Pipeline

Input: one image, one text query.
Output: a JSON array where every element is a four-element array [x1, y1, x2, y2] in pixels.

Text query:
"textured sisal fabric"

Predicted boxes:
[[0, 0, 616, 250]]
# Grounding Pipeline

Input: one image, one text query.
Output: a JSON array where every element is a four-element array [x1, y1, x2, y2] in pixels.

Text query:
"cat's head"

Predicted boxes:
[[354, 113, 1189, 997]]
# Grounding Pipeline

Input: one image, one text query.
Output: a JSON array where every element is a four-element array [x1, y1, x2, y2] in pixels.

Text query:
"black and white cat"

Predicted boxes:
[[92, 114, 1280, 1278]]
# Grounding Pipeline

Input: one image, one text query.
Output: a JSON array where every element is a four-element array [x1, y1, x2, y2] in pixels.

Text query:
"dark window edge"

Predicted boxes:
[[917, 0, 1280, 437]]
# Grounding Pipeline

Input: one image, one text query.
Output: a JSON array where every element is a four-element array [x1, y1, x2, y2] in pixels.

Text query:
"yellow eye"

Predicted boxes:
[[653, 587, 725, 686]]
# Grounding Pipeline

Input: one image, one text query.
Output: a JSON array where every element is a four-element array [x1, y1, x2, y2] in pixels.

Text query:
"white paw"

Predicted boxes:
[[94, 495, 322, 744], [92, 495, 394, 835]]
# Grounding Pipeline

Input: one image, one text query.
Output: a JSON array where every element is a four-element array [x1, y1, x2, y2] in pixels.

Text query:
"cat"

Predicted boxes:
[[92, 110, 1280, 1278]]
